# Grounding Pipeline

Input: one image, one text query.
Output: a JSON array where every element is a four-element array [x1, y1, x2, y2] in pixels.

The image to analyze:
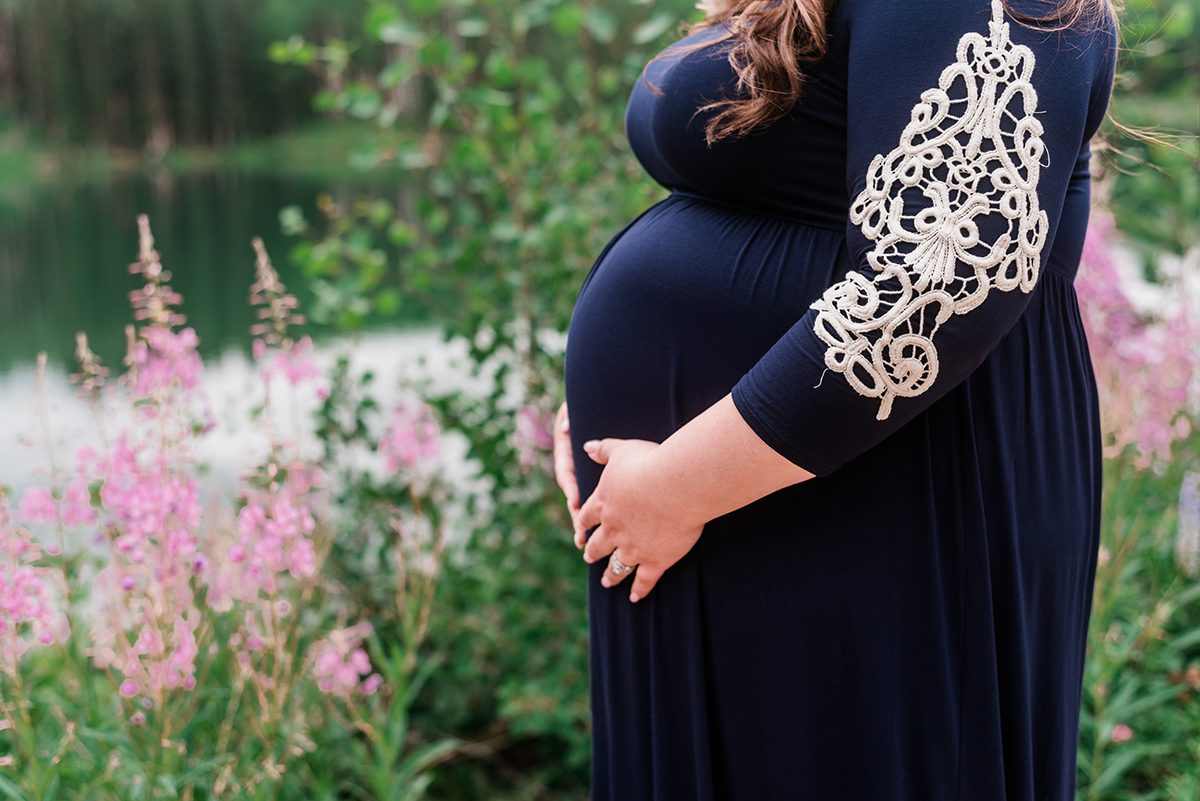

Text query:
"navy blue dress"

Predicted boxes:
[[563, 1, 1118, 798]]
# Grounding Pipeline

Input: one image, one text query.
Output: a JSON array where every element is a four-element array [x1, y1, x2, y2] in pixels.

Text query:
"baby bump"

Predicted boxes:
[[565, 192, 847, 444]]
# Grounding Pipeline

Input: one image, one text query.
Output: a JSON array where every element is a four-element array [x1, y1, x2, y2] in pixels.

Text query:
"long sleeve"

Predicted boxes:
[[729, 0, 1117, 477]]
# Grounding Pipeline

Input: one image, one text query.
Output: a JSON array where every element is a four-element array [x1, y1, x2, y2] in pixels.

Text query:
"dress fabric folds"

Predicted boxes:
[[562, 1, 1118, 798]]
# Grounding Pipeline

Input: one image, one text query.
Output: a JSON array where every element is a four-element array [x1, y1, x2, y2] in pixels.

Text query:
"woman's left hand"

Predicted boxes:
[[577, 437, 706, 603]]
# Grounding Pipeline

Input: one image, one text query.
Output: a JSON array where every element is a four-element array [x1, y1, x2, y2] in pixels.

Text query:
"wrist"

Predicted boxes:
[[641, 432, 719, 531]]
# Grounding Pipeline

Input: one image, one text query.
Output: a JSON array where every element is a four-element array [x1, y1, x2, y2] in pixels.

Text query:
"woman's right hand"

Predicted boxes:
[[553, 400, 585, 547]]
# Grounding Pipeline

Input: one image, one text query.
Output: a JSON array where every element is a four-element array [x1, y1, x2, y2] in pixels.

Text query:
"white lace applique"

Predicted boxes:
[[811, 0, 1048, 420]]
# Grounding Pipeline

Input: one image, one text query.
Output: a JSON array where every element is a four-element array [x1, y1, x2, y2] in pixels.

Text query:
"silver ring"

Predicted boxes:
[[609, 554, 634, 576]]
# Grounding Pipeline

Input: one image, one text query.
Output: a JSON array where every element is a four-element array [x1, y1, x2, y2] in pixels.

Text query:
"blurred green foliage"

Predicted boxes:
[[1077, 443, 1200, 800], [1102, 0, 1199, 261]]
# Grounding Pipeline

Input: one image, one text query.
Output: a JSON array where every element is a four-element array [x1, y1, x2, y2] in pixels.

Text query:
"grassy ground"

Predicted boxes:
[[0, 118, 416, 187]]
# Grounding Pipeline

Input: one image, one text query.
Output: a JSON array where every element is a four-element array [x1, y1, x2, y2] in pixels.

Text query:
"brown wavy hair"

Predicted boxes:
[[643, 0, 1121, 147]]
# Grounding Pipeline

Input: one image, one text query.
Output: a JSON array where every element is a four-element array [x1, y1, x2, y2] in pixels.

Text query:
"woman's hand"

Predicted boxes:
[[576, 437, 705, 603], [552, 400, 586, 547]]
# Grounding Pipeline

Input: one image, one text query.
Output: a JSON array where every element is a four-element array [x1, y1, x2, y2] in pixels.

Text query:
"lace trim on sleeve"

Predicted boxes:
[[812, 0, 1049, 421]]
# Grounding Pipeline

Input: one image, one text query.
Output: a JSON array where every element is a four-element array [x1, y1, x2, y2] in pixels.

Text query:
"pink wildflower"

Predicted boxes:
[[361, 672, 384, 696], [309, 620, 384, 699], [78, 216, 208, 703], [256, 335, 323, 389], [1076, 210, 1199, 467], [204, 461, 324, 612], [16, 465, 97, 536], [1110, 723, 1133, 743], [61, 479, 97, 527], [247, 237, 326, 397], [513, 404, 556, 473], [379, 398, 441, 472], [16, 487, 57, 526], [130, 327, 203, 398], [0, 493, 70, 676]]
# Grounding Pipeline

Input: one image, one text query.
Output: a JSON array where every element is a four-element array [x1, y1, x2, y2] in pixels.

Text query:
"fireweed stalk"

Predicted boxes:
[[308, 498, 458, 801], [5, 352, 97, 786], [80, 215, 209, 723], [211, 239, 458, 797], [204, 236, 339, 796], [0, 490, 70, 767]]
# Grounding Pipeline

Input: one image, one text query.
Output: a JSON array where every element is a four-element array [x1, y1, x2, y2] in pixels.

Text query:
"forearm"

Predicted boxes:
[[640, 392, 815, 529]]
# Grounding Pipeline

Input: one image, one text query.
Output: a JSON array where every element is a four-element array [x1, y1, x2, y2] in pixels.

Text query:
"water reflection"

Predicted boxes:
[[0, 168, 409, 372]]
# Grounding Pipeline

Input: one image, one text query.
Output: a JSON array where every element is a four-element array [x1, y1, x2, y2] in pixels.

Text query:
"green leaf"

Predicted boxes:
[[313, 89, 338, 113], [380, 61, 413, 90], [349, 146, 386, 170], [456, 18, 489, 38], [0, 775, 29, 801], [551, 5, 585, 36], [633, 13, 677, 45], [418, 36, 452, 69], [348, 86, 383, 119], [387, 221, 417, 247], [584, 8, 617, 44], [479, 88, 514, 107], [379, 20, 422, 46], [364, 4, 398, 38], [279, 205, 308, 236], [375, 288, 402, 316], [267, 35, 314, 66], [401, 737, 462, 774], [409, 0, 441, 16]]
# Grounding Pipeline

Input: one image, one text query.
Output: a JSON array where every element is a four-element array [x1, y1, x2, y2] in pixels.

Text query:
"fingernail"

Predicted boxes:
[[583, 439, 599, 451], [561, 417, 570, 432], [583, 553, 593, 563], [600, 576, 611, 587], [630, 593, 640, 603]]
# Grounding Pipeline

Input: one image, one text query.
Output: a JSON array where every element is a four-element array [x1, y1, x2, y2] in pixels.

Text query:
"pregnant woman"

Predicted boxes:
[[558, 0, 1119, 797]]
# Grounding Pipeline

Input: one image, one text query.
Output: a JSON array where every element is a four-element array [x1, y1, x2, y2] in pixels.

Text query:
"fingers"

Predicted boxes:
[[627, 564, 664, 603], [554, 446, 582, 537], [552, 401, 583, 543], [582, 523, 614, 564], [577, 493, 601, 532], [582, 524, 666, 603], [555, 457, 580, 517], [556, 400, 569, 435], [554, 446, 579, 507], [600, 548, 637, 589], [552, 409, 577, 501], [570, 509, 586, 548], [595, 547, 664, 603], [576, 437, 626, 531], [583, 438, 611, 464]]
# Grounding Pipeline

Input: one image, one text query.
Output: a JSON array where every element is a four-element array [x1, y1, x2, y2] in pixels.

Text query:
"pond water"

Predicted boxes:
[[0, 169, 348, 371], [0, 169, 445, 488]]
